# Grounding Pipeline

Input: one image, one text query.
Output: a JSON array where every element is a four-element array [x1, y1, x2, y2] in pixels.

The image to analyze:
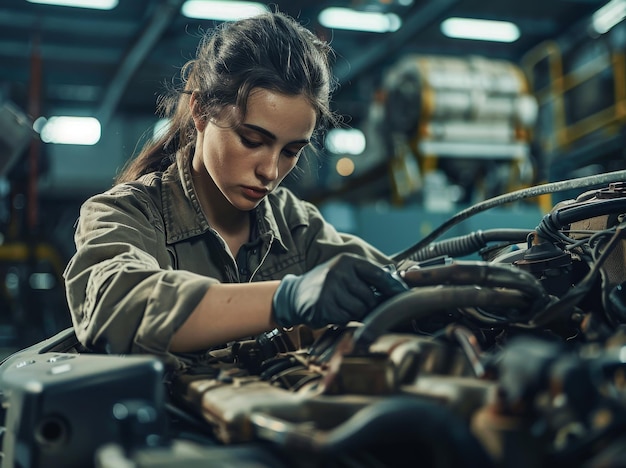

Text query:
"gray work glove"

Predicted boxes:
[[272, 253, 409, 329]]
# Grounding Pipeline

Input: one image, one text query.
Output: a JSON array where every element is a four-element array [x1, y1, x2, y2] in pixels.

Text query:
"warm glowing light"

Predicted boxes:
[[40, 116, 101, 145], [441, 17, 520, 43], [318, 7, 401, 33], [181, 0, 269, 21], [336, 157, 355, 177]]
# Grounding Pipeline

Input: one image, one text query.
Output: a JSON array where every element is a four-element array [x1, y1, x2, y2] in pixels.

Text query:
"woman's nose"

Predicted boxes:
[[256, 150, 280, 182]]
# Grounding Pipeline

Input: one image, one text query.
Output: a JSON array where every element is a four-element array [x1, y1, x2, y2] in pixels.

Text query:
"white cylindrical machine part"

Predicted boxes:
[[426, 121, 514, 142]]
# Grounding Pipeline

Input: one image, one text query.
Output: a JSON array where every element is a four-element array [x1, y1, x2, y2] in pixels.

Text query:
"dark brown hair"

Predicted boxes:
[[116, 11, 339, 183]]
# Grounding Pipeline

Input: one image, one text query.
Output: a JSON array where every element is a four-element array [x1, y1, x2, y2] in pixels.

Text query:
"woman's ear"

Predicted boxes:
[[190, 91, 207, 132]]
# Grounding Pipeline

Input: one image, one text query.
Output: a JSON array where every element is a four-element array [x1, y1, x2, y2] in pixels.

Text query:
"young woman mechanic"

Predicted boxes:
[[63, 11, 408, 371]]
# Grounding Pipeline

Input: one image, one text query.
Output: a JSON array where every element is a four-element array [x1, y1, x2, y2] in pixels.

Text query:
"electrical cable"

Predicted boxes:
[[392, 170, 626, 262], [526, 221, 626, 328]]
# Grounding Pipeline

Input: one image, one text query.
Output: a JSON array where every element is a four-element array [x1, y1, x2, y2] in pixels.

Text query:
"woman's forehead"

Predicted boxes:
[[240, 89, 317, 139]]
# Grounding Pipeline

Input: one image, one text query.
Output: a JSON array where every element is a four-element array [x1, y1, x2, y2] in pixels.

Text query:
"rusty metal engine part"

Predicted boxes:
[[163, 179, 626, 468], [4, 177, 626, 468]]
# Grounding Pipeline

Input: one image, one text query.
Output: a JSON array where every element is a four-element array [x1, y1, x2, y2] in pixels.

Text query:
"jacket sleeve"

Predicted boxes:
[[63, 185, 217, 365], [304, 210, 394, 268]]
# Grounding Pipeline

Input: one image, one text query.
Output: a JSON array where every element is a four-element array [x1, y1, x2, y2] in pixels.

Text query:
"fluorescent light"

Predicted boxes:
[[30, 273, 56, 290], [181, 0, 269, 21], [441, 17, 520, 43], [32, 116, 47, 134], [325, 128, 366, 155], [26, 0, 118, 10], [39, 116, 101, 145], [318, 7, 402, 33], [592, 0, 626, 34]]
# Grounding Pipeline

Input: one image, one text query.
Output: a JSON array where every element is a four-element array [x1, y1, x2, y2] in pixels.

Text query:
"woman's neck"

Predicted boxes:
[[191, 168, 251, 255]]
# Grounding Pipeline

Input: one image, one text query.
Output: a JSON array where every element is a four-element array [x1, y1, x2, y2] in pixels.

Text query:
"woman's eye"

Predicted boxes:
[[283, 147, 305, 158], [240, 136, 262, 148]]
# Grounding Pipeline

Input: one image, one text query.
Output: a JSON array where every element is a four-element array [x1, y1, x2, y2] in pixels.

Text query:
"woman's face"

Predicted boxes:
[[192, 88, 317, 212]]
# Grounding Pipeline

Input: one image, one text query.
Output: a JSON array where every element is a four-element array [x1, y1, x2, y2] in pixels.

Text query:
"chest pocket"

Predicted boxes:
[[170, 235, 234, 283]]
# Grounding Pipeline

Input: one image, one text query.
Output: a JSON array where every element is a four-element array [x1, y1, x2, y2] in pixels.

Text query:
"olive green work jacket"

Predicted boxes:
[[63, 151, 393, 370]]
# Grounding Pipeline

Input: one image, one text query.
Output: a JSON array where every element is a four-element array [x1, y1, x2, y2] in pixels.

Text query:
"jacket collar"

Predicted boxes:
[[160, 149, 287, 251]]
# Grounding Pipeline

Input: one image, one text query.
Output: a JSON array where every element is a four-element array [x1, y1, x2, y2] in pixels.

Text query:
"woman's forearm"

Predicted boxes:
[[169, 280, 281, 352]]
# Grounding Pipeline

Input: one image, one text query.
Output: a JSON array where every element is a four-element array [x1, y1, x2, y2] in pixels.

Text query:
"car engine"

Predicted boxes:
[[1, 171, 626, 468]]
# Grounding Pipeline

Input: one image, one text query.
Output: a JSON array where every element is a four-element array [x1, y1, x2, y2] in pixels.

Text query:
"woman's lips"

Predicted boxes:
[[241, 186, 268, 200]]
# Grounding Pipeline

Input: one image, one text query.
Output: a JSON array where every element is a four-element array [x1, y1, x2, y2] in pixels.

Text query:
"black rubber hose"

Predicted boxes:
[[550, 197, 626, 227], [249, 396, 494, 467], [401, 260, 548, 300], [352, 285, 531, 348], [392, 170, 626, 262], [407, 228, 532, 262]]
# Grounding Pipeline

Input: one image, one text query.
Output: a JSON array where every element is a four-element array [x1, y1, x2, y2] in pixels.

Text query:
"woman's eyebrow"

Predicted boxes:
[[242, 123, 310, 144]]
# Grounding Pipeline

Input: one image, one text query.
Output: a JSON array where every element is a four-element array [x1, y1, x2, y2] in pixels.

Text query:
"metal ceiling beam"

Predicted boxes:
[[0, 8, 136, 36], [0, 41, 121, 63], [335, 0, 460, 85], [97, 0, 186, 127]]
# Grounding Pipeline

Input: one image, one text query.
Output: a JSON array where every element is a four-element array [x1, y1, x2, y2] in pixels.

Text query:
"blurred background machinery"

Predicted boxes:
[[0, 0, 625, 347], [379, 54, 538, 206]]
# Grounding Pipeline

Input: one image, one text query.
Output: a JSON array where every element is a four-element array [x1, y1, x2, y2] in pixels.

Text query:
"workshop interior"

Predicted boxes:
[[2, 0, 626, 466]]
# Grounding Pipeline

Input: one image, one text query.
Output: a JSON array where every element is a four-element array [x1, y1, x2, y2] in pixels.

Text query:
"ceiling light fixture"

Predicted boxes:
[[26, 0, 118, 10], [318, 7, 402, 33], [591, 0, 626, 34], [181, 0, 269, 21], [440, 17, 520, 43], [38, 116, 101, 145]]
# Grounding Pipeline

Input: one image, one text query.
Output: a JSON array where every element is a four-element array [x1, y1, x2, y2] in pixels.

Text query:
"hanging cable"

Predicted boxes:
[[392, 170, 626, 262]]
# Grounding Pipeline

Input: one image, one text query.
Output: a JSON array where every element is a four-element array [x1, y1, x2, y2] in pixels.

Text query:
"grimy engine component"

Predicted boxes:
[[557, 182, 626, 289], [2, 180, 626, 468]]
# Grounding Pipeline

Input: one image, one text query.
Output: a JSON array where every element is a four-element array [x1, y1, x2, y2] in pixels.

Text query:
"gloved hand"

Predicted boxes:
[[272, 253, 409, 329]]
